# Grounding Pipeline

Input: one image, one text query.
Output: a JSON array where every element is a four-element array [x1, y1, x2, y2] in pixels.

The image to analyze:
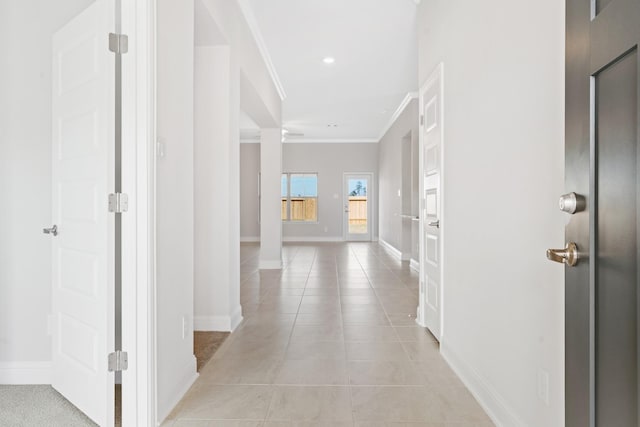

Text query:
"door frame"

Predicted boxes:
[[343, 172, 375, 241], [417, 63, 445, 338], [120, 0, 156, 425]]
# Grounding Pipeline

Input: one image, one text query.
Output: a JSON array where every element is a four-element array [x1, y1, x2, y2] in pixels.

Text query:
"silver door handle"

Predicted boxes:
[[43, 225, 58, 236], [428, 220, 440, 228]]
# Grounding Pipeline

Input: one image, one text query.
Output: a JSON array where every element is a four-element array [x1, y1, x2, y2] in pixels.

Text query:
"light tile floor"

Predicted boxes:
[[164, 243, 494, 427]]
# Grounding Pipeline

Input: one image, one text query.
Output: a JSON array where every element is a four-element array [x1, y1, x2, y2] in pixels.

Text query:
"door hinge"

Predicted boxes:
[[108, 193, 129, 213], [420, 115, 425, 126], [109, 33, 129, 54], [108, 350, 128, 372]]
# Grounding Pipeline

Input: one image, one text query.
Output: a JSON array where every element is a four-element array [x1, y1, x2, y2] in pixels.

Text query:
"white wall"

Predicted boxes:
[[194, 45, 243, 332], [378, 100, 419, 257], [156, 0, 197, 420], [0, 0, 93, 382], [418, 1, 565, 425], [240, 143, 260, 240]]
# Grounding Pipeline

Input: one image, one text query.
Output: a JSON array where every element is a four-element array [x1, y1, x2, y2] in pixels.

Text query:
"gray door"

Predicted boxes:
[[564, 0, 640, 425]]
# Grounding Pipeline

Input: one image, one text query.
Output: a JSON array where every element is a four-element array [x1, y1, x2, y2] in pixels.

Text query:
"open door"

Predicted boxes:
[[50, 0, 116, 424], [563, 0, 640, 425], [418, 64, 443, 341]]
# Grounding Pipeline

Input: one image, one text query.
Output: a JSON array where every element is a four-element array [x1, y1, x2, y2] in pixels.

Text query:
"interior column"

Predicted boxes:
[[259, 128, 283, 269]]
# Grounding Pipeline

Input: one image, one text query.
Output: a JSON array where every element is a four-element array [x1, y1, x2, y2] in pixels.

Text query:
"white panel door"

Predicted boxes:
[[344, 173, 373, 241], [51, 1, 115, 425], [419, 65, 443, 340]]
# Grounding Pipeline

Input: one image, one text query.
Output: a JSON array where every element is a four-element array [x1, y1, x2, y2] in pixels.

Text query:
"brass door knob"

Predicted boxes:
[[546, 242, 579, 267]]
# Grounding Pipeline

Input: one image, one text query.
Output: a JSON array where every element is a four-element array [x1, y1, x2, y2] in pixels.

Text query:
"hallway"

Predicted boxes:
[[164, 243, 493, 426]]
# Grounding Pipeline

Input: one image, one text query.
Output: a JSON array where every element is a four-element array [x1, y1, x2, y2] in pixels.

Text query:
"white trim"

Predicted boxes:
[[133, 0, 157, 426], [120, 0, 156, 425], [194, 309, 243, 332], [194, 316, 231, 331], [230, 305, 244, 331], [440, 344, 525, 427], [377, 92, 418, 141], [156, 358, 198, 425], [259, 259, 284, 269], [236, 0, 286, 101], [378, 238, 403, 260], [284, 138, 379, 144], [240, 236, 260, 242], [410, 258, 420, 273], [0, 362, 52, 384], [282, 236, 344, 242]]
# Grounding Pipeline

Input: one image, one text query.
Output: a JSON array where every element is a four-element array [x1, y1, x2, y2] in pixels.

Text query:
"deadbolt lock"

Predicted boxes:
[[546, 242, 579, 267], [559, 192, 586, 214]]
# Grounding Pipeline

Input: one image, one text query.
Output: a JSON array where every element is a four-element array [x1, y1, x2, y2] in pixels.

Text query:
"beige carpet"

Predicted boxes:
[[194, 331, 230, 371], [0, 385, 97, 427]]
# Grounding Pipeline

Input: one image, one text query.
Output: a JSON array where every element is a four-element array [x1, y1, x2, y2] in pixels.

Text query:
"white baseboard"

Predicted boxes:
[[157, 356, 198, 425], [410, 258, 420, 273], [0, 361, 51, 384], [440, 343, 526, 427], [378, 239, 402, 260], [283, 236, 344, 242], [230, 305, 243, 331], [240, 236, 260, 243], [194, 307, 243, 332], [259, 258, 283, 269]]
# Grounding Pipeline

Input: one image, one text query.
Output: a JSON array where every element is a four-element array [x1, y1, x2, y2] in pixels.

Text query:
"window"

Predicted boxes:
[[281, 173, 318, 222]]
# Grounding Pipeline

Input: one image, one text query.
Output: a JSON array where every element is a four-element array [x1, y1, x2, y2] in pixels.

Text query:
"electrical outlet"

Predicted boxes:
[[157, 138, 166, 158], [537, 369, 549, 406], [182, 316, 189, 339]]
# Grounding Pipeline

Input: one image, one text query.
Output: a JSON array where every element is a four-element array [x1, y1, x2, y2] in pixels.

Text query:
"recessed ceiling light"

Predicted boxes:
[[323, 57, 335, 64]]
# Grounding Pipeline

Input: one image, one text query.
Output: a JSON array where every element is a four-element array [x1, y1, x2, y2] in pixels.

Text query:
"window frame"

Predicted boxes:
[[281, 172, 319, 223]]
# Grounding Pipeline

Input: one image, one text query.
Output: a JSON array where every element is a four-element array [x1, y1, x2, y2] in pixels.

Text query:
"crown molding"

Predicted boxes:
[[284, 138, 379, 144], [237, 0, 287, 101], [377, 91, 418, 141]]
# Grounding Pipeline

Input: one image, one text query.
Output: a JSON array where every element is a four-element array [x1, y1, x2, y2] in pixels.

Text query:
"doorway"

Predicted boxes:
[[343, 173, 374, 241], [401, 131, 419, 263], [0, 0, 152, 425]]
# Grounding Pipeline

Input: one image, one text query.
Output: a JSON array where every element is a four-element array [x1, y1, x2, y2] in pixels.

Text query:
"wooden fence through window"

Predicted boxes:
[[281, 197, 367, 224]]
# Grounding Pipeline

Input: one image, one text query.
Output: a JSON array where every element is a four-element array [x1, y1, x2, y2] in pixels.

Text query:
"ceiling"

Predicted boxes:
[[245, 0, 419, 143]]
